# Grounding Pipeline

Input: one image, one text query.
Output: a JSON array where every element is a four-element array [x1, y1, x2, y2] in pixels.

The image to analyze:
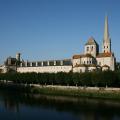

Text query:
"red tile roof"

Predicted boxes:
[[73, 55, 81, 59], [73, 54, 93, 59], [96, 52, 112, 58]]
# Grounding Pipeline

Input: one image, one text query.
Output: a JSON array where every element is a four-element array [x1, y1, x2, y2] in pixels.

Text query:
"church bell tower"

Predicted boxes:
[[102, 16, 111, 53]]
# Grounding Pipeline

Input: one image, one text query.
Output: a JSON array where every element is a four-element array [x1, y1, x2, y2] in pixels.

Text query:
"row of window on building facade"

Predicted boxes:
[[86, 46, 94, 51], [83, 61, 101, 66], [20, 60, 102, 67], [86, 46, 109, 52], [20, 60, 72, 67]]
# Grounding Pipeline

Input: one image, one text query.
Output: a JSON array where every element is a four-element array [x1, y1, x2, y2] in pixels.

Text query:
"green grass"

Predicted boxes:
[[30, 86, 120, 100], [1, 83, 120, 100]]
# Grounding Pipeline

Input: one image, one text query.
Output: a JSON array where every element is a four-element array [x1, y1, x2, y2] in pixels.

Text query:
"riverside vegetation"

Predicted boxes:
[[0, 71, 120, 87], [0, 71, 120, 99]]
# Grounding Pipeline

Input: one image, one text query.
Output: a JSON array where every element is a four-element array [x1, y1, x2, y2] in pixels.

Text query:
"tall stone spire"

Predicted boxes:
[[104, 16, 109, 42], [102, 15, 111, 53]]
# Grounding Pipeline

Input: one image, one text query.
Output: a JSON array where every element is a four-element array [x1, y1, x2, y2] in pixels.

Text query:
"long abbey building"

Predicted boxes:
[[0, 16, 116, 73]]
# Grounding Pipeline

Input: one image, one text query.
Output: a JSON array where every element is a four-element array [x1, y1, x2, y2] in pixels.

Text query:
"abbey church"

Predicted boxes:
[[73, 16, 115, 72], [0, 16, 116, 73]]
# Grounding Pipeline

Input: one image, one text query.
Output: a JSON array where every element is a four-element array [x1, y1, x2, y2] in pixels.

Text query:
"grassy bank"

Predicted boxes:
[[1, 83, 120, 100], [31, 86, 120, 100]]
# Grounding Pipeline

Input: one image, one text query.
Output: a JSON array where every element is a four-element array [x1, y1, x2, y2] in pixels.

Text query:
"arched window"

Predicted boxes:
[[87, 47, 89, 51], [91, 46, 93, 51]]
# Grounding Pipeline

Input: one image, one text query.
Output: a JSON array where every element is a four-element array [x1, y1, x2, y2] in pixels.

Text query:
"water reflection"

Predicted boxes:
[[0, 91, 120, 120]]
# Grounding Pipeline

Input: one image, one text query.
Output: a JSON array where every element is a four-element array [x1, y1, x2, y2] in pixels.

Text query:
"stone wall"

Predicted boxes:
[[17, 66, 72, 73]]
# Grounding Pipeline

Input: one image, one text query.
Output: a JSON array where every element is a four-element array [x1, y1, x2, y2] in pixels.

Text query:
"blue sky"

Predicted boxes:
[[0, 0, 120, 63]]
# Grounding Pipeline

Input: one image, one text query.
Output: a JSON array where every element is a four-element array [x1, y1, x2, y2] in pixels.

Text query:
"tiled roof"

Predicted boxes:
[[73, 55, 81, 59], [96, 52, 112, 58], [85, 37, 98, 45], [85, 54, 93, 57], [73, 54, 93, 59]]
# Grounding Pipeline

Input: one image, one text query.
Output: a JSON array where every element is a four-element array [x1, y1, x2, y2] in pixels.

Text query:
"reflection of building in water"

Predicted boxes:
[[0, 16, 116, 73]]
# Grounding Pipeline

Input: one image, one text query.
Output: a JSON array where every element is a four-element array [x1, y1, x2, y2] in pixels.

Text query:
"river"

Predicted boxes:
[[0, 91, 120, 120]]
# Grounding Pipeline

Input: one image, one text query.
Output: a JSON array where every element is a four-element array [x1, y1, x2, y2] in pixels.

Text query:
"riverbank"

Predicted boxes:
[[0, 83, 120, 100], [1, 83, 120, 100], [30, 85, 120, 100]]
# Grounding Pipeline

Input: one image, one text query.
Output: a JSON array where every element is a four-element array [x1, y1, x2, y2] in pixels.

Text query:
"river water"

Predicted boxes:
[[0, 91, 120, 120]]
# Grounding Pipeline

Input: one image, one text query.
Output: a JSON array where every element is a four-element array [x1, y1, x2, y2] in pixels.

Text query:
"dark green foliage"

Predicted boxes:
[[0, 71, 120, 87]]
